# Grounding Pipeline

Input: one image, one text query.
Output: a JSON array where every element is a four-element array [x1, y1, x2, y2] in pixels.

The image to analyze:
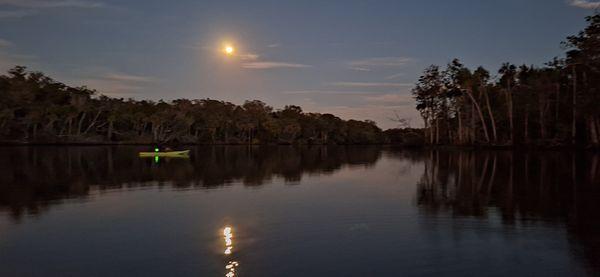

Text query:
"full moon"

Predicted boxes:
[[224, 45, 234, 55]]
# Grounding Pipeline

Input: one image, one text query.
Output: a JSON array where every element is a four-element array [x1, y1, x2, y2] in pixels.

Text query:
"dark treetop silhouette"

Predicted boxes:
[[0, 69, 394, 145], [413, 14, 600, 148]]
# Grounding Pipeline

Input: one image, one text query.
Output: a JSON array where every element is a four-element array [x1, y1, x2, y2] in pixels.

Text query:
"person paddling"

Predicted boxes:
[[153, 144, 175, 152]]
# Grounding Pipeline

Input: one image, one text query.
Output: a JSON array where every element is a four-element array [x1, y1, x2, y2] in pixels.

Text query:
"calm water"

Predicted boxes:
[[0, 146, 599, 276]]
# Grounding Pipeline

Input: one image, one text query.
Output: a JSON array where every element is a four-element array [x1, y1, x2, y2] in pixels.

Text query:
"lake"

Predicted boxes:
[[0, 146, 599, 276]]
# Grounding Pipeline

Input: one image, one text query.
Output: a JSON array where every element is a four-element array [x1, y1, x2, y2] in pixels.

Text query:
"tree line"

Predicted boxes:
[[0, 67, 398, 144], [413, 14, 600, 147]]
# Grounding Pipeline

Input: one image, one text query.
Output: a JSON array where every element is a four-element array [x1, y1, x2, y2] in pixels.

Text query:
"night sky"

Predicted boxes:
[[0, 0, 597, 129]]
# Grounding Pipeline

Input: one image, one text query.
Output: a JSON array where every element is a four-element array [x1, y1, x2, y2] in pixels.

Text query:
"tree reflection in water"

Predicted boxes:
[[1, 146, 599, 274], [0, 145, 381, 221], [412, 149, 600, 274]]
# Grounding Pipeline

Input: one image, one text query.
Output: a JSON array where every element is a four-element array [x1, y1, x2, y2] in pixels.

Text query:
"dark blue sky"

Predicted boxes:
[[0, 0, 597, 128]]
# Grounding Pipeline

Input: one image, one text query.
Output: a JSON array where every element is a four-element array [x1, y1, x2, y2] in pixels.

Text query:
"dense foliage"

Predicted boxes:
[[0, 68, 385, 144], [413, 14, 600, 147]]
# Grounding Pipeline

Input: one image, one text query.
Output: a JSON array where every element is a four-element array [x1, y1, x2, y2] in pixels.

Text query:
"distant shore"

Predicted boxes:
[[1, 141, 597, 151]]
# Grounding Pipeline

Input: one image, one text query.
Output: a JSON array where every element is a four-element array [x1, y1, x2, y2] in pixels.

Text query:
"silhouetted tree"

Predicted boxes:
[[0, 70, 384, 145], [411, 13, 600, 147]]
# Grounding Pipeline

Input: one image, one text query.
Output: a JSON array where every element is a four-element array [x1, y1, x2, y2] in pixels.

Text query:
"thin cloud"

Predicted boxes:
[[75, 78, 144, 96], [0, 0, 104, 20], [0, 0, 103, 8], [282, 90, 379, 95], [101, 72, 157, 83], [67, 69, 157, 97], [330, 82, 413, 88], [187, 44, 259, 61], [242, 62, 311, 69], [282, 90, 420, 129], [349, 67, 371, 72], [187, 43, 306, 70], [239, 53, 259, 61], [83, 79, 143, 95], [349, 57, 413, 68], [568, 0, 600, 9], [0, 9, 37, 18], [385, 73, 405, 80], [267, 43, 281, 48], [305, 104, 421, 129], [0, 38, 13, 47], [364, 93, 414, 106]]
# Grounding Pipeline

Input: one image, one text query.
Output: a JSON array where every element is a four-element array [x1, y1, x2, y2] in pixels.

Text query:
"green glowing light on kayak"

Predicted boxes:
[[154, 156, 159, 163], [155, 148, 159, 152]]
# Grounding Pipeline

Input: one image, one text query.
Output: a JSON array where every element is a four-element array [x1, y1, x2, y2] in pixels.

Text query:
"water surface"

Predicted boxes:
[[0, 146, 599, 276]]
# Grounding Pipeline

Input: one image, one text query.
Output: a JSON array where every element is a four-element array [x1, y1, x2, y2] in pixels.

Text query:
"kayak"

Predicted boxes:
[[139, 150, 190, 157]]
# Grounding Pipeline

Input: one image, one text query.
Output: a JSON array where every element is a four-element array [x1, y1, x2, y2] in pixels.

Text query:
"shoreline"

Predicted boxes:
[[1, 141, 598, 151]]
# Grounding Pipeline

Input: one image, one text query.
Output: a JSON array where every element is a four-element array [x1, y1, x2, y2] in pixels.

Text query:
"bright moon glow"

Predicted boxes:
[[223, 226, 233, 254], [224, 45, 234, 55]]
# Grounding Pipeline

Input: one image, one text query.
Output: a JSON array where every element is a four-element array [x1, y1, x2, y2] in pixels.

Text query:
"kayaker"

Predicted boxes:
[[154, 144, 174, 152], [154, 144, 166, 152]]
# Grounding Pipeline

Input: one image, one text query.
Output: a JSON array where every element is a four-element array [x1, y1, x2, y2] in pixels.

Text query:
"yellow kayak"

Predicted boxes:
[[139, 150, 190, 157]]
